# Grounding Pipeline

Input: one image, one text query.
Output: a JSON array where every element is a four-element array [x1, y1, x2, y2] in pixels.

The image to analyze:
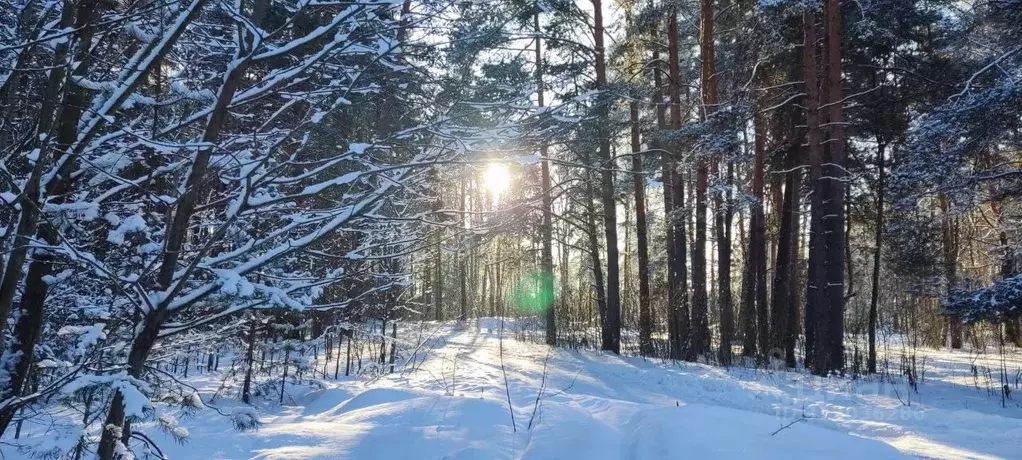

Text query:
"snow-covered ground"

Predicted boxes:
[[9, 319, 1022, 459]]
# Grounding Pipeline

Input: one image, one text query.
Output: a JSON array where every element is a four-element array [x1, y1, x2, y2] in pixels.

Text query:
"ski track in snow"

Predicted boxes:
[[12, 321, 1021, 459]]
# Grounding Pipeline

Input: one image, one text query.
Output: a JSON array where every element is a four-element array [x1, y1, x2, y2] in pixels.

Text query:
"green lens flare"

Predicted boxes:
[[510, 272, 555, 314]]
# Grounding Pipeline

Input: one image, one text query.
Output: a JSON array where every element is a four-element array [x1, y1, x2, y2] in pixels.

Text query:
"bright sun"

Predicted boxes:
[[484, 163, 511, 195]]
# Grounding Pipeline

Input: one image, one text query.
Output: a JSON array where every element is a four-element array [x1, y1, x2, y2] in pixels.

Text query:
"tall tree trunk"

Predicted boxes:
[[345, 330, 353, 376], [495, 256, 503, 316], [845, 186, 854, 301], [740, 231, 755, 355], [592, 0, 620, 353], [423, 246, 433, 317], [943, 214, 962, 349], [991, 199, 1021, 346], [96, 306, 171, 459], [435, 234, 443, 321], [821, 0, 847, 374], [480, 260, 489, 317], [459, 171, 468, 321], [559, 225, 571, 337], [716, 166, 734, 365], [712, 3, 735, 362], [379, 318, 389, 364], [628, 8, 652, 356], [771, 146, 800, 368], [802, 9, 828, 375], [868, 142, 885, 373], [770, 174, 783, 274], [672, 168, 689, 355], [785, 183, 802, 368], [655, 22, 676, 358], [743, 108, 768, 358], [242, 319, 258, 403], [691, 0, 716, 360], [664, 11, 690, 359], [996, 201, 1022, 346], [939, 194, 963, 349], [632, 133, 652, 355], [586, 177, 609, 340], [488, 262, 496, 317], [536, 11, 557, 346], [389, 322, 397, 373]]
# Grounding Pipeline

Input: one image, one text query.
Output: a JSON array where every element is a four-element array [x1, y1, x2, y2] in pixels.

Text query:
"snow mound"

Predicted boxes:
[[618, 404, 903, 459], [322, 387, 419, 416], [244, 395, 514, 459]]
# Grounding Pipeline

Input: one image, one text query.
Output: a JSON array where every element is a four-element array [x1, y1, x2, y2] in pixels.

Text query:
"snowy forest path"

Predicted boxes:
[[146, 321, 1020, 459]]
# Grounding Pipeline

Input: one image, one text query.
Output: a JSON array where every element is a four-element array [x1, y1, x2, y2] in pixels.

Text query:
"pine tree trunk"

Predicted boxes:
[[345, 330, 353, 376], [845, 187, 854, 302], [785, 186, 802, 368], [586, 175, 609, 345], [1006, 318, 1022, 347], [423, 250, 433, 319], [624, 8, 652, 356], [802, 9, 827, 375], [822, 0, 847, 374], [691, 0, 716, 360], [714, 90, 737, 362], [97, 307, 170, 459], [435, 237, 444, 321], [242, 319, 257, 403], [771, 146, 799, 367], [559, 229, 571, 337], [592, 0, 620, 353], [939, 195, 962, 349], [280, 346, 290, 404], [631, 96, 652, 355], [743, 108, 768, 358], [389, 323, 397, 373], [459, 172, 469, 321], [495, 258, 503, 316], [654, 22, 679, 360], [716, 165, 734, 364], [992, 200, 1020, 346], [667, 10, 690, 361], [740, 231, 756, 356], [379, 318, 389, 364], [868, 142, 885, 373], [536, 11, 557, 346]]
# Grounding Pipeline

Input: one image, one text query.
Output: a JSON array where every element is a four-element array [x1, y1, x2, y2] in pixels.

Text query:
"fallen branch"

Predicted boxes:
[[772, 402, 811, 436], [770, 416, 806, 436]]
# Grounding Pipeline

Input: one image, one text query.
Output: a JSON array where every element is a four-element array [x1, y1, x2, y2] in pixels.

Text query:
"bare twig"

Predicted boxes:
[[500, 315, 516, 432], [528, 352, 551, 430]]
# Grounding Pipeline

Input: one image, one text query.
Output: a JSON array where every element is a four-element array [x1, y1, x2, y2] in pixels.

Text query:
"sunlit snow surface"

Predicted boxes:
[[9, 320, 1022, 459]]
